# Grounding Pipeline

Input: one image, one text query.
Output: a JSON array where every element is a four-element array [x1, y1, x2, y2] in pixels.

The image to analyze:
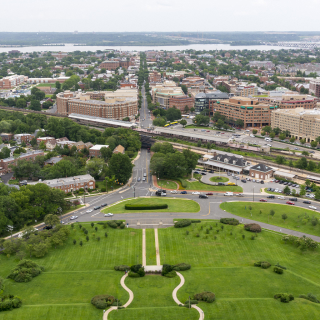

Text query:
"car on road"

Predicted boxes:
[[170, 190, 177, 194], [104, 213, 114, 217], [286, 201, 295, 205], [224, 192, 233, 196], [241, 179, 247, 183], [142, 177, 146, 181], [303, 201, 311, 204], [180, 191, 187, 194], [267, 195, 275, 199], [289, 197, 298, 201], [309, 206, 317, 210], [199, 194, 208, 199], [201, 172, 207, 175], [236, 194, 244, 197], [235, 176, 240, 180], [208, 170, 214, 173], [70, 216, 78, 220], [250, 134, 255, 137], [192, 191, 200, 195], [194, 171, 200, 174], [228, 182, 236, 186], [137, 177, 141, 182], [259, 199, 267, 202], [86, 209, 93, 213], [206, 192, 213, 195], [278, 196, 285, 200], [101, 203, 108, 207], [94, 206, 101, 210]]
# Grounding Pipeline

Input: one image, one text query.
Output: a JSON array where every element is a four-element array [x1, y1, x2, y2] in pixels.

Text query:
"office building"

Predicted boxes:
[[195, 91, 229, 113]]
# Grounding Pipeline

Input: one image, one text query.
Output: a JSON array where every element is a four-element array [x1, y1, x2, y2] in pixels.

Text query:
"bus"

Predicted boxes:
[[170, 121, 178, 125], [164, 124, 170, 127]]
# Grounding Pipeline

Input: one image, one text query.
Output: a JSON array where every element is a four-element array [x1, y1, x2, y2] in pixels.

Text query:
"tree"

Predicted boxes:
[[290, 137, 296, 143], [100, 147, 112, 161], [216, 119, 224, 129], [252, 129, 257, 134], [300, 185, 306, 196], [86, 158, 105, 179], [275, 156, 286, 165], [181, 84, 188, 95], [263, 126, 272, 134], [30, 100, 41, 111], [16, 98, 27, 109], [184, 105, 189, 114], [300, 138, 306, 145], [55, 81, 61, 89], [166, 108, 181, 122], [283, 186, 291, 195], [109, 153, 133, 184], [311, 141, 317, 148], [282, 213, 288, 222], [305, 179, 311, 187], [190, 107, 195, 113], [33, 241, 49, 258], [302, 151, 309, 156], [269, 132, 276, 139], [279, 132, 286, 140], [180, 119, 187, 127], [270, 209, 275, 218], [153, 117, 166, 127], [44, 214, 60, 227], [235, 119, 244, 128]]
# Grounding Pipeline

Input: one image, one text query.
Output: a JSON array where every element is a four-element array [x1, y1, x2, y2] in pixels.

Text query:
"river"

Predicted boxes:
[[0, 43, 298, 53]]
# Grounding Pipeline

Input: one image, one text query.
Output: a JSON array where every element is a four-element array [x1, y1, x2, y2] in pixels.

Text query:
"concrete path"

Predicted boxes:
[[173, 272, 204, 320], [103, 274, 134, 320], [154, 228, 161, 265], [142, 229, 146, 266]]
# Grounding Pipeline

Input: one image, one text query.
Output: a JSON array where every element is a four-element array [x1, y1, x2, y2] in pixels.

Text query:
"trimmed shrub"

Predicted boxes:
[[299, 293, 320, 303], [274, 267, 284, 274], [176, 178, 188, 189], [184, 300, 199, 305], [191, 220, 201, 223], [130, 264, 142, 273], [128, 271, 140, 278], [244, 223, 262, 233], [129, 264, 145, 277], [164, 270, 177, 278], [7, 260, 44, 283], [0, 277, 4, 295], [0, 295, 22, 311], [254, 261, 271, 269], [275, 263, 287, 270], [114, 265, 130, 271], [174, 219, 192, 228], [274, 293, 294, 303], [173, 263, 191, 271], [107, 221, 118, 229], [194, 291, 215, 303], [162, 264, 173, 276], [120, 223, 125, 229], [91, 295, 115, 309], [220, 218, 239, 226], [101, 187, 106, 192], [125, 204, 168, 210], [137, 267, 145, 277]]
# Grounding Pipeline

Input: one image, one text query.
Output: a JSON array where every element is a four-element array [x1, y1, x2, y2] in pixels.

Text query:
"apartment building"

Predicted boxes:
[[14, 134, 33, 144], [26, 77, 69, 84], [271, 108, 320, 142], [56, 89, 138, 120], [28, 174, 95, 193], [149, 71, 161, 83], [259, 94, 316, 109], [210, 97, 272, 128], [237, 85, 258, 97], [181, 76, 205, 88], [309, 79, 320, 97], [248, 61, 275, 69], [0, 133, 14, 141], [0, 150, 44, 175], [195, 91, 229, 113], [152, 86, 185, 109], [100, 60, 120, 70], [89, 145, 109, 157], [168, 95, 194, 111], [0, 75, 27, 89]]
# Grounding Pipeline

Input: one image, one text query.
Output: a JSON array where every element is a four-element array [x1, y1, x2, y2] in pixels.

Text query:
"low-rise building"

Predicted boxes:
[[0, 133, 14, 141], [195, 91, 229, 114], [100, 60, 120, 70], [249, 163, 273, 180], [14, 133, 33, 144], [113, 145, 125, 154], [37, 137, 56, 145], [89, 144, 109, 157], [0, 75, 27, 89], [28, 174, 95, 193]]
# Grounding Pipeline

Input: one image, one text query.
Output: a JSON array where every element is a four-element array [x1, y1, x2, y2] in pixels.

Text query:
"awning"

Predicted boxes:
[[274, 171, 295, 178], [204, 160, 243, 173]]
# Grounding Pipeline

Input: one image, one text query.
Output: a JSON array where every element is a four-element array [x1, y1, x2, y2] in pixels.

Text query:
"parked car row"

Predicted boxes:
[[271, 179, 300, 188]]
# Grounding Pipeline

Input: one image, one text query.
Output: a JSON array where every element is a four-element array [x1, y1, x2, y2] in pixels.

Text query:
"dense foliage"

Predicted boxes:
[[128, 264, 145, 277], [7, 260, 44, 283], [194, 291, 216, 303], [220, 218, 239, 225], [274, 293, 294, 303], [91, 295, 115, 309], [254, 261, 271, 269], [174, 219, 192, 228], [0, 294, 22, 311], [244, 223, 262, 233]]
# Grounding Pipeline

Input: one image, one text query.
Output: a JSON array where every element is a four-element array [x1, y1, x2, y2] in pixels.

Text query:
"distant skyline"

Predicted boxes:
[[1, 0, 319, 32]]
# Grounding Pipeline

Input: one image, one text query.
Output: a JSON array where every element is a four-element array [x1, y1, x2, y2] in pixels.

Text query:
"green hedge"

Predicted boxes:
[[173, 263, 191, 271], [0, 295, 22, 311], [174, 219, 191, 228], [7, 260, 44, 283], [125, 204, 168, 210], [114, 265, 130, 271], [184, 300, 198, 305], [194, 291, 215, 303], [176, 178, 188, 189], [220, 218, 239, 225], [91, 295, 115, 309]]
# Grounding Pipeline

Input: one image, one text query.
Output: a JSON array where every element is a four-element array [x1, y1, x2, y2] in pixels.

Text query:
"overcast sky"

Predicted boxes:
[[1, 0, 319, 32]]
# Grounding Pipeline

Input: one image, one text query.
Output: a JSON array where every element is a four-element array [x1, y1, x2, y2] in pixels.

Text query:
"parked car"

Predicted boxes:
[[208, 170, 214, 173], [278, 196, 285, 200], [218, 182, 225, 186], [286, 201, 295, 205], [101, 203, 108, 207], [70, 216, 78, 220], [194, 171, 200, 174], [94, 206, 101, 210], [252, 179, 256, 182], [309, 206, 317, 210], [228, 182, 236, 186], [270, 188, 275, 192], [86, 209, 93, 213], [104, 213, 114, 217], [171, 190, 178, 194], [303, 201, 311, 204], [199, 194, 208, 199], [260, 180, 264, 184], [201, 172, 207, 175], [241, 179, 247, 183], [180, 191, 187, 194], [259, 199, 267, 202], [206, 192, 213, 195], [137, 177, 141, 182], [246, 177, 251, 181], [279, 181, 284, 184], [256, 179, 260, 183], [192, 191, 200, 195]]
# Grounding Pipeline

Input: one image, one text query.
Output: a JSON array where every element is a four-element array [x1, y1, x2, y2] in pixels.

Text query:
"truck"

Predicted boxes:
[[224, 192, 234, 196]]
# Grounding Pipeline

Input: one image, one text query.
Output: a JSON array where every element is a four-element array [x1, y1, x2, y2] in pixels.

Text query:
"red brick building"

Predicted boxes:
[[100, 61, 120, 70], [89, 145, 109, 157], [149, 72, 161, 83], [168, 95, 194, 112], [14, 134, 33, 144]]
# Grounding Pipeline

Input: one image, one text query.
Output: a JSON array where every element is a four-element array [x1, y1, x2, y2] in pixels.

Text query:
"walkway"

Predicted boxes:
[[172, 272, 204, 320], [154, 228, 161, 265], [142, 229, 146, 266], [103, 274, 134, 320]]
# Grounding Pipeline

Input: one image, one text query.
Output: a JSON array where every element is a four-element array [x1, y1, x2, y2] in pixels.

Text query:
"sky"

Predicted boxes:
[[1, 0, 319, 32]]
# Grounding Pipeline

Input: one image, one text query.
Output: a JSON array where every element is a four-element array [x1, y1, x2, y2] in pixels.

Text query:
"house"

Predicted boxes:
[[44, 156, 63, 166], [14, 133, 33, 144], [0, 133, 14, 142], [37, 137, 56, 145], [249, 163, 273, 180], [89, 145, 109, 157], [113, 145, 125, 154]]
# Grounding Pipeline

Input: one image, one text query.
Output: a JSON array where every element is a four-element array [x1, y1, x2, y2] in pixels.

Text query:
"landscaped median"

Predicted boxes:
[[101, 197, 200, 214], [220, 202, 320, 237], [209, 176, 229, 183]]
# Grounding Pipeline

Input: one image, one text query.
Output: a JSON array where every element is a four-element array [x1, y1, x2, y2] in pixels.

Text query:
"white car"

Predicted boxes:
[[86, 209, 93, 213], [192, 191, 200, 195], [250, 134, 255, 138], [104, 213, 114, 217], [70, 216, 78, 220], [309, 206, 317, 210], [274, 189, 279, 193], [278, 196, 285, 200], [170, 190, 178, 194]]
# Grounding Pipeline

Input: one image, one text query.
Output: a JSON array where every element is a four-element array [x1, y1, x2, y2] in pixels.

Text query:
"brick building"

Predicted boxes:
[[0, 150, 44, 175], [14, 134, 33, 144], [100, 60, 120, 70], [28, 174, 95, 193], [89, 145, 109, 157], [249, 163, 273, 180], [0, 75, 27, 89], [310, 79, 320, 97], [149, 71, 161, 83], [0, 133, 14, 141], [37, 137, 56, 145], [168, 95, 194, 111], [210, 97, 272, 128]]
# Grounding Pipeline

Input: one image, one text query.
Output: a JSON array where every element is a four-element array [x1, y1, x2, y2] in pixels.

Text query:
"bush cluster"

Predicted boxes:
[[282, 235, 318, 251], [194, 291, 216, 303], [107, 220, 123, 229], [128, 264, 145, 277], [220, 218, 239, 226], [125, 204, 168, 210], [173, 263, 191, 271], [244, 223, 261, 233], [299, 293, 320, 304], [114, 265, 130, 271], [254, 261, 271, 269], [162, 264, 177, 277], [0, 277, 4, 295], [7, 260, 44, 283], [274, 267, 284, 274], [176, 178, 188, 188], [0, 294, 22, 311], [191, 220, 201, 223], [274, 293, 294, 303], [91, 295, 115, 309], [174, 219, 192, 228], [275, 263, 287, 270]]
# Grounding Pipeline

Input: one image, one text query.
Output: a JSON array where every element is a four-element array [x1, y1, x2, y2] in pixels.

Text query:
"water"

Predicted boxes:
[[0, 43, 299, 53]]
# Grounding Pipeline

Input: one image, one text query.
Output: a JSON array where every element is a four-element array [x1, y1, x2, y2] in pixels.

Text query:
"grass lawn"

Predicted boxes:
[[63, 204, 84, 214], [102, 197, 200, 214], [146, 229, 156, 265], [109, 275, 199, 320], [158, 179, 178, 190], [210, 176, 229, 183], [158, 221, 320, 319], [220, 202, 320, 237], [0, 224, 142, 320], [8, 179, 19, 185], [185, 180, 242, 192], [36, 83, 56, 88], [95, 180, 122, 192]]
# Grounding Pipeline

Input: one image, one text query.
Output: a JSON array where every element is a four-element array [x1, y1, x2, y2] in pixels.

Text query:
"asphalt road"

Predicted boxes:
[[139, 86, 152, 129]]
